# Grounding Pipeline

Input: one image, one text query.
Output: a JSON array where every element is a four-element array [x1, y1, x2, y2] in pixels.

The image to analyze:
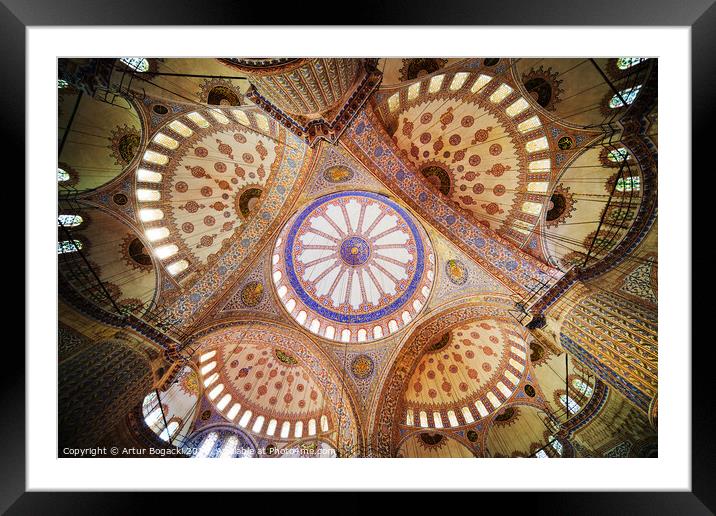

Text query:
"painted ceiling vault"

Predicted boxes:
[[58, 57, 658, 459]]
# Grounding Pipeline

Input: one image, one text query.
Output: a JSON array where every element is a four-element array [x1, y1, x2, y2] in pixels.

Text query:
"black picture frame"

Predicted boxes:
[[8, 0, 708, 511]]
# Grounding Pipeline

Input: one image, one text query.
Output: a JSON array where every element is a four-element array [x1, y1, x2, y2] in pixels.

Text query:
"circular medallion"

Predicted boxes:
[[558, 136, 574, 150], [272, 190, 435, 343], [240, 281, 264, 307], [350, 355, 374, 379], [323, 165, 354, 183], [524, 384, 536, 397], [112, 193, 128, 206], [445, 259, 468, 285], [340, 236, 370, 266], [152, 104, 169, 115], [274, 348, 298, 365]]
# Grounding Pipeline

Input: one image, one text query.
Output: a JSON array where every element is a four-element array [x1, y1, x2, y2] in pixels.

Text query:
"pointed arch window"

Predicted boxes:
[[120, 58, 149, 72], [609, 85, 642, 108]]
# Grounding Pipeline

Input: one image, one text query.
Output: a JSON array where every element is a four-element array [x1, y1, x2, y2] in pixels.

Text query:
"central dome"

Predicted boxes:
[[272, 190, 435, 343]]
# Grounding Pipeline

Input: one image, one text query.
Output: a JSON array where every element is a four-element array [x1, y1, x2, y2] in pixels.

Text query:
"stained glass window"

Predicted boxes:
[[616, 58, 647, 70], [218, 435, 239, 458], [57, 240, 82, 254], [57, 168, 70, 182], [194, 432, 219, 458], [550, 437, 564, 456], [607, 147, 630, 163], [560, 394, 581, 414], [58, 214, 83, 228], [616, 176, 641, 192], [609, 85, 642, 108], [142, 391, 158, 413], [120, 58, 149, 72], [535, 449, 549, 458], [57, 79, 69, 89], [573, 379, 594, 397]]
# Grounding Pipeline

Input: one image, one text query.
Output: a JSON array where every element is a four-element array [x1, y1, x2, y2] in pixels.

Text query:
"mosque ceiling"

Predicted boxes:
[[57, 58, 659, 458], [63, 58, 656, 332]]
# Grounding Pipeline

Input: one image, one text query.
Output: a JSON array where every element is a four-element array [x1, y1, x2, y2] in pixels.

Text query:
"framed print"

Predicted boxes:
[[8, 0, 710, 511]]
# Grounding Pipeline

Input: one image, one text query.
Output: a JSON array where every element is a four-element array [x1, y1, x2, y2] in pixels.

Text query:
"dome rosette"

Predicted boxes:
[[272, 190, 435, 343]]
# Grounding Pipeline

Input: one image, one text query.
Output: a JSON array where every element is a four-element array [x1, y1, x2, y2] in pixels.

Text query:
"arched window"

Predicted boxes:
[[58, 214, 83, 228], [120, 58, 149, 73], [194, 432, 219, 458], [159, 420, 180, 442], [57, 168, 70, 182], [142, 391, 158, 412], [572, 379, 594, 398], [550, 437, 564, 456], [218, 435, 239, 458], [616, 58, 647, 70], [143, 409, 162, 432], [142, 391, 168, 434], [57, 240, 82, 254], [616, 176, 641, 192], [609, 85, 642, 108], [559, 394, 581, 415], [607, 147, 630, 163]]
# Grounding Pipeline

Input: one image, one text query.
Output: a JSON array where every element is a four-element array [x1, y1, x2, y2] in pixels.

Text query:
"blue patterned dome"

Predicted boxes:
[[272, 190, 435, 343]]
